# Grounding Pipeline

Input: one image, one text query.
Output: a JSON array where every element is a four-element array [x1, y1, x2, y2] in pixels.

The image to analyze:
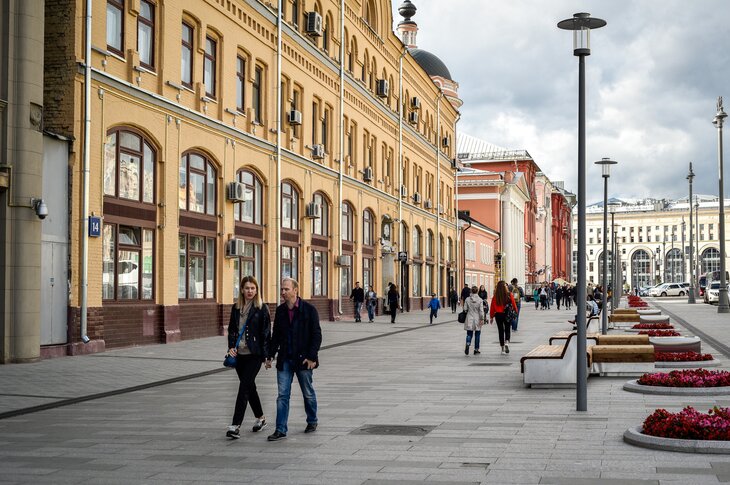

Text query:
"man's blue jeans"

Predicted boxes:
[[511, 303, 521, 331], [354, 302, 363, 321], [275, 360, 317, 435]]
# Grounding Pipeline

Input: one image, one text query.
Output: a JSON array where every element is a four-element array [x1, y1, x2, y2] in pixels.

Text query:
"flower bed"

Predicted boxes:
[[638, 369, 730, 387], [655, 351, 714, 362], [629, 301, 649, 307], [633, 323, 674, 330], [638, 330, 681, 337], [642, 406, 730, 440]]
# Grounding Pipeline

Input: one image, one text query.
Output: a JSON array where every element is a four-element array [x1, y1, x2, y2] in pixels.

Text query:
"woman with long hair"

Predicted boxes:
[[489, 280, 517, 355], [225, 276, 271, 439]]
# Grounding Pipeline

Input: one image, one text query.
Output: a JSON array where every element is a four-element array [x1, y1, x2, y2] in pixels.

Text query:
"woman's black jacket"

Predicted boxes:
[[227, 303, 271, 362]]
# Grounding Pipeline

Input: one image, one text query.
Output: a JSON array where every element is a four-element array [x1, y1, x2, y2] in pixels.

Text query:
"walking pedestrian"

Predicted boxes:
[[387, 283, 399, 323], [460, 283, 471, 306], [428, 293, 441, 324], [533, 287, 540, 309], [267, 278, 322, 442], [349, 281, 365, 322], [509, 278, 524, 332], [365, 285, 377, 323], [463, 286, 485, 355], [489, 280, 517, 355], [449, 288, 459, 313], [225, 276, 271, 439], [539, 285, 548, 310], [555, 284, 563, 310]]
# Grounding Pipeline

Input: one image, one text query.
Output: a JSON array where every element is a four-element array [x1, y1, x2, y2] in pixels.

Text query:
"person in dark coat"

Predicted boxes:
[[266, 278, 322, 441], [225, 276, 271, 439], [349, 281, 365, 322], [449, 288, 459, 313], [460, 283, 471, 306], [387, 283, 400, 323]]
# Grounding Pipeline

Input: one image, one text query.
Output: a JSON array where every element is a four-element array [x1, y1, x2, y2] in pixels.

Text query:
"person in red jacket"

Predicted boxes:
[[489, 280, 517, 354]]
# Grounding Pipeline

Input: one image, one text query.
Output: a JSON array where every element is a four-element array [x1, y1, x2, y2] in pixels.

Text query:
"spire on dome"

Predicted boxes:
[[397, 0, 418, 48]]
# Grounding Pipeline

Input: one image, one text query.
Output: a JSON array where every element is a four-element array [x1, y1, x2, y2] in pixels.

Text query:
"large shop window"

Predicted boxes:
[[234, 170, 262, 224], [137, 0, 155, 69], [340, 255, 352, 297], [103, 225, 154, 301], [179, 152, 216, 215], [104, 130, 155, 203], [178, 234, 215, 300], [106, 0, 124, 55], [312, 250, 327, 296], [363, 257, 373, 290], [412, 263, 422, 296]]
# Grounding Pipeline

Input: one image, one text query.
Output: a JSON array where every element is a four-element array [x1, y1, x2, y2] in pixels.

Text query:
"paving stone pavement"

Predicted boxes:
[[2, 298, 730, 484]]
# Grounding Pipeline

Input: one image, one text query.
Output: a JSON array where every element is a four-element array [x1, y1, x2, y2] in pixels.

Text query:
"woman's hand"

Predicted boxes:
[[264, 358, 272, 369], [489, 318, 494, 325], [227, 348, 237, 357]]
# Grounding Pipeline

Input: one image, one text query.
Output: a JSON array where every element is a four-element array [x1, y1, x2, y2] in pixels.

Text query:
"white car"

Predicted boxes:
[[705, 281, 727, 304], [649, 283, 686, 297]]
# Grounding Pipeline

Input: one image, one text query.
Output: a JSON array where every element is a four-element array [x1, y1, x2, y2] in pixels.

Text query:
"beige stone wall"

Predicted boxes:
[[56, 0, 458, 309]]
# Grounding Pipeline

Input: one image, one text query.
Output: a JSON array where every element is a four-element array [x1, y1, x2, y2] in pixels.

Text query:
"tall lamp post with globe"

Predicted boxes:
[[558, 12, 607, 412], [687, 162, 696, 304], [595, 157, 616, 334]]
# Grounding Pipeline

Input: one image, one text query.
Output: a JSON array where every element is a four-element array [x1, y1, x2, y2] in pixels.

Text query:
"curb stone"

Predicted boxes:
[[624, 426, 730, 454], [655, 359, 721, 368], [623, 379, 730, 395]]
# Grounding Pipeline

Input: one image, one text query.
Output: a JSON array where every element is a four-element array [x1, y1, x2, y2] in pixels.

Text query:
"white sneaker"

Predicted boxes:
[[226, 425, 240, 439], [252, 417, 267, 432], [501, 346, 505, 355], [504, 343, 510, 354]]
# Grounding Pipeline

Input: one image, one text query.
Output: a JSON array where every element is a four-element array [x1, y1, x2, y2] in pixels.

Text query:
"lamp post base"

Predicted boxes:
[[718, 289, 730, 313]]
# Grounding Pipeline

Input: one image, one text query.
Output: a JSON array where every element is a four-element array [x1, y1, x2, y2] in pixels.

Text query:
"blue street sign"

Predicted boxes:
[[89, 216, 101, 237]]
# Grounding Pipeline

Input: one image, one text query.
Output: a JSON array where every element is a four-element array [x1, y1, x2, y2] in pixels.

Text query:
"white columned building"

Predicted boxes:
[[501, 173, 530, 284]]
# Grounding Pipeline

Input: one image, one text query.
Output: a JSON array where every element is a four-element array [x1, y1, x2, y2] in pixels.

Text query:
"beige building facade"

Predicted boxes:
[[2, 0, 460, 361]]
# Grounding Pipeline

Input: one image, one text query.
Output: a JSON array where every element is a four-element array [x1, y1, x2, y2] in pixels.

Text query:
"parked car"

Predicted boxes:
[[705, 281, 722, 304], [640, 284, 661, 296], [649, 283, 686, 297]]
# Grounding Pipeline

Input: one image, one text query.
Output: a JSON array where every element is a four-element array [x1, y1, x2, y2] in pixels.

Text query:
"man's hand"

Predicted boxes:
[[227, 348, 237, 357], [303, 358, 317, 370], [264, 358, 272, 369]]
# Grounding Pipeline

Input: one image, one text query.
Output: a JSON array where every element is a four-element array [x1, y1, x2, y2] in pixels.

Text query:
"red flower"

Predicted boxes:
[[638, 369, 730, 387], [643, 406, 730, 440], [632, 323, 674, 329], [637, 330, 681, 337], [654, 351, 714, 362]]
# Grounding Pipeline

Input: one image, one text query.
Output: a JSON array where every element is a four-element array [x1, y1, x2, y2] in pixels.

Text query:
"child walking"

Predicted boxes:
[[428, 293, 441, 324]]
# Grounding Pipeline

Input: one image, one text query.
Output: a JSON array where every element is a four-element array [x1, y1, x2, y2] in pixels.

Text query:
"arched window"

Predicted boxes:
[[665, 248, 683, 283], [447, 237, 453, 261], [364, 0, 377, 31], [104, 128, 156, 204], [400, 222, 409, 253], [281, 181, 299, 230], [369, 57, 376, 91], [312, 192, 329, 236], [179, 152, 216, 215], [631, 250, 651, 290], [348, 36, 356, 73], [234, 169, 262, 224], [341, 202, 354, 241], [702, 247, 721, 274], [362, 209, 374, 246], [425, 230, 433, 258], [322, 14, 330, 53], [439, 235, 445, 261], [412, 226, 422, 257]]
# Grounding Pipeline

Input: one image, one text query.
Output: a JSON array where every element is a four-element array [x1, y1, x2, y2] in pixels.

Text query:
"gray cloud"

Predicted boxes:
[[393, 0, 730, 202]]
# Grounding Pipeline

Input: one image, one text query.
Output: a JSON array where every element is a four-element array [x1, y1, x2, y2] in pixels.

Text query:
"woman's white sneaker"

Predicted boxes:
[[252, 417, 267, 432], [226, 425, 240, 439]]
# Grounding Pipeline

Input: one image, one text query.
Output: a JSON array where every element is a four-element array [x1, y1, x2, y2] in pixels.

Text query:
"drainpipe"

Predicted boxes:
[[397, 48, 407, 234], [453, 113, 461, 287], [336, 0, 344, 316], [80, 0, 92, 344], [435, 99, 440, 295], [275, 0, 282, 300]]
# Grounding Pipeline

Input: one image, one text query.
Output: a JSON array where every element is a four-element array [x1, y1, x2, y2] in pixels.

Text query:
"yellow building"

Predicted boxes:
[[18, 0, 461, 356]]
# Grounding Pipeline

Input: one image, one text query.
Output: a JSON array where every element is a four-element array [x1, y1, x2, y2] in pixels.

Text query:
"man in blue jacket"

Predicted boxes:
[[267, 278, 322, 441]]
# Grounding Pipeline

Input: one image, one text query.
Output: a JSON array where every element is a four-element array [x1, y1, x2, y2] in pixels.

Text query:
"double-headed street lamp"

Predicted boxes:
[[687, 162, 696, 303], [714, 97, 729, 313], [609, 204, 620, 307], [558, 12, 607, 412], [596, 158, 617, 335]]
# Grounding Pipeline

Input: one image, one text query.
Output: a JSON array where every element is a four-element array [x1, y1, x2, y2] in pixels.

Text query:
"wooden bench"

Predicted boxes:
[[613, 309, 638, 314], [549, 330, 599, 346], [609, 313, 640, 323], [595, 334, 650, 346], [589, 344, 655, 376], [520, 333, 591, 388]]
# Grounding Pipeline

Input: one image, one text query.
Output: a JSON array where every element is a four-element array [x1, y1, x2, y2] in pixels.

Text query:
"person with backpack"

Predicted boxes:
[[489, 281, 518, 355], [427, 293, 441, 324], [509, 278, 524, 331]]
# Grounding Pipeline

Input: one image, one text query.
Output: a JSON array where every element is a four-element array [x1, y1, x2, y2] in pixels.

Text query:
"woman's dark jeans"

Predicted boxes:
[[231, 354, 264, 426]]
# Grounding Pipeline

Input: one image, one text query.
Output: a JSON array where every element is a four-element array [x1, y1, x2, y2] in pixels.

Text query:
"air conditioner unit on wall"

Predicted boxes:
[[438, 204, 445, 214], [412, 192, 422, 204], [288, 110, 302, 125], [311, 144, 325, 159], [335, 255, 349, 266], [305, 12, 323, 36], [408, 111, 418, 125], [442, 137, 450, 148], [424, 199, 433, 209], [376, 79, 389, 98], [411, 97, 421, 109], [305, 202, 320, 219], [227, 182, 246, 202], [225, 238, 246, 258], [400, 184, 408, 198], [363, 166, 373, 182]]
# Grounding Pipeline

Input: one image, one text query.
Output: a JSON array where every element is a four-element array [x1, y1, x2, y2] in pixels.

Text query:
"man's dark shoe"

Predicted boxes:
[[464, 344, 469, 355], [473, 349, 480, 355], [304, 423, 318, 433], [267, 431, 287, 441]]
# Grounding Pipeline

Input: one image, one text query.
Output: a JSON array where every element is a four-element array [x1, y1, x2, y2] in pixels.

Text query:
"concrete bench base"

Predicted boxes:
[[521, 334, 590, 387], [650, 336, 701, 353], [593, 362, 655, 376]]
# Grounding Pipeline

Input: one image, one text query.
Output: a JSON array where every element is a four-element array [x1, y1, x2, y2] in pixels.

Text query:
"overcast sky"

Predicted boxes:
[[391, 1, 730, 204]]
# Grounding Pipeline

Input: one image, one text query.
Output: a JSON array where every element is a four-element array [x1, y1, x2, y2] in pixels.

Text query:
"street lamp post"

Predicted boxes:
[[595, 158, 616, 334], [696, 199, 701, 296], [688, 163, 696, 303], [609, 204, 619, 307], [558, 12, 607, 412], [714, 97, 729, 313]]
